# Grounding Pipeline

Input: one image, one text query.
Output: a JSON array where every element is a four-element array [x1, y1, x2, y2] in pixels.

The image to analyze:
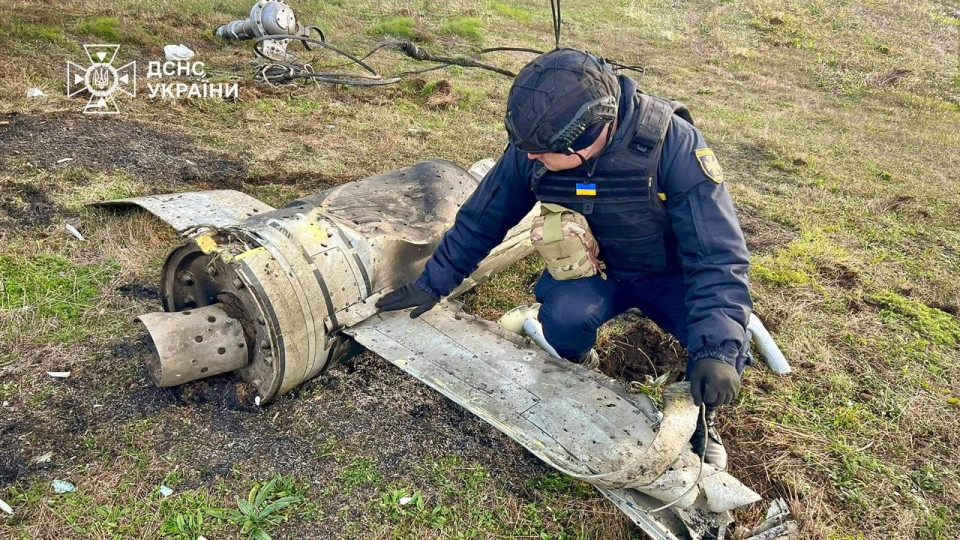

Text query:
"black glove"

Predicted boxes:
[[375, 283, 438, 318], [689, 358, 740, 407]]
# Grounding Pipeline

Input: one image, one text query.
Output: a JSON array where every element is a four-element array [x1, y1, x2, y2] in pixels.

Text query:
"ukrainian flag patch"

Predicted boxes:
[[576, 183, 597, 196]]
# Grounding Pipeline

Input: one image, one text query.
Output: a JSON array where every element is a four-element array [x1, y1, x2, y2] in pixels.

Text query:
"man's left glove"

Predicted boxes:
[[375, 283, 438, 318], [689, 358, 740, 407]]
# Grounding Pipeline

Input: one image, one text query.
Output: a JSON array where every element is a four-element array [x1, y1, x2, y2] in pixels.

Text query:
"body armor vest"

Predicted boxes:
[[531, 89, 693, 279]]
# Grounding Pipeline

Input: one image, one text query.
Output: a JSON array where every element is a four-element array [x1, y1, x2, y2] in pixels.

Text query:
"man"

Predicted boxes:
[[376, 48, 753, 469]]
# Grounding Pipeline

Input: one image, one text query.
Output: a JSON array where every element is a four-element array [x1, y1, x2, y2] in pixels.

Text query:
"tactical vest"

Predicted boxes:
[[531, 92, 693, 279]]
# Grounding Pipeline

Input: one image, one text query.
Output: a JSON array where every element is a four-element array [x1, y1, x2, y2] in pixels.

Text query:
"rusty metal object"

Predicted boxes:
[[137, 304, 248, 386]]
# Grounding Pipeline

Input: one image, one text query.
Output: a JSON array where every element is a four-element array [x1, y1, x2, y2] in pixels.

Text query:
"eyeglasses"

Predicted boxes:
[[506, 95, 618, 154]]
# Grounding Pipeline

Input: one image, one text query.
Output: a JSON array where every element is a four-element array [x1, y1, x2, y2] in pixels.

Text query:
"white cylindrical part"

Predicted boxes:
[[522, 317, 562, 359], [748, 314, 791, 374]]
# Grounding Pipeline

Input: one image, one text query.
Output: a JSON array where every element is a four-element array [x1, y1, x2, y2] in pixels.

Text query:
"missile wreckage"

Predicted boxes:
[[97, 159, 794, 540]]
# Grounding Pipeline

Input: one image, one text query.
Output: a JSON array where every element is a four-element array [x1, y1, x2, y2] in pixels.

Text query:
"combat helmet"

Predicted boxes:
[[505, 48, 620, 155]]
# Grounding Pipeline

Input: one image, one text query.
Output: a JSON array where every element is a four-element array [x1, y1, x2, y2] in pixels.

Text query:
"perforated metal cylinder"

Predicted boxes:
[[138, 304, 249, 386]]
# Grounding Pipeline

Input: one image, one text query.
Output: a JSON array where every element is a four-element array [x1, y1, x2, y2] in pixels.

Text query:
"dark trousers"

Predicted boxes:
[[534, 270, 748, 377]]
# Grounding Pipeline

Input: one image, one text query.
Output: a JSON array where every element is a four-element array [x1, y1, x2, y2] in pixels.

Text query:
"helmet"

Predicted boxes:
[[505, 48, 620, 154]]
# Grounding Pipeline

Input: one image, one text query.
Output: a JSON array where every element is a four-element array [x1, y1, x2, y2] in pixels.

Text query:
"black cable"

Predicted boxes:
[[550, 0, 562, 48]]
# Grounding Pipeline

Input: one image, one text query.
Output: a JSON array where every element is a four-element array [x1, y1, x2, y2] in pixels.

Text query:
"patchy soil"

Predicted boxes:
[[0, 182, 59, 230], [0, 113, 247, 184], [737, 205, 800, 255]]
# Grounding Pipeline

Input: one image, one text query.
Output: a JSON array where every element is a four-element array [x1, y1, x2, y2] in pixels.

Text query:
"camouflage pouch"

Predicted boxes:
[[530, 203, 606, 280]]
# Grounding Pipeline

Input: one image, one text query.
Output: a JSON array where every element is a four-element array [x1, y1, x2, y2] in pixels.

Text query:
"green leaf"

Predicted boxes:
[[255, 477, 279, 507], [238, 498, 257, 517], [260, 496, 303, 518], [251, 527, 272, 540]]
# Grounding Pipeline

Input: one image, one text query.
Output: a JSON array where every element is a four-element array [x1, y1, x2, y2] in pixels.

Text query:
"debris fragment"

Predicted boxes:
[[47, 371, 72, 378], [255, 396, 261, 406], [26, 88, 45, 98], [65, 224, 85, 241], [56, 157, 73, 164], [398, 496, 413, 505], [159, 485, 174, 498], [34, 452, 53, 465], [0, 498, 12, 515], [1, 401, 8, 407], [52, 480, 75, 494], [164, 44, 195, 62]]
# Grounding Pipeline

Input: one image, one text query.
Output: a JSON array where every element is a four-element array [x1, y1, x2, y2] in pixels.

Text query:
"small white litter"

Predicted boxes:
[[1, 401, 8, 407], [255, 396, 261, 406], [164, 44, 195, 62], [65, 224, 85, 241], [26, 88, 45, 98], [52, 480, 75, 494], [47, 371, 72, 378], [0, 498, 12, 515], [56, 157, 73, 164], [159, 485, 174, 498], [34, 452, 53, 465], [398, 496, 413, 506]]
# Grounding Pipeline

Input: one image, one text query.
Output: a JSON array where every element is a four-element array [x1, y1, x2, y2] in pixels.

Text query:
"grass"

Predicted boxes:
[[439, 16, 485, 41], [0, 254, 118, 321], [75, 17, 122, 42], [0, 0, 958, 538], [369, 16, 418, 39]]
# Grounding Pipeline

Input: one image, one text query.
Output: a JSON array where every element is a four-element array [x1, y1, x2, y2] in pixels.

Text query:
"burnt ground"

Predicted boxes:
[[0, 112, 246, 186]]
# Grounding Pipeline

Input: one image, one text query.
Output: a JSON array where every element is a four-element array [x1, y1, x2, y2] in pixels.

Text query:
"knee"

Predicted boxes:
[[538, 299, 606, 358]]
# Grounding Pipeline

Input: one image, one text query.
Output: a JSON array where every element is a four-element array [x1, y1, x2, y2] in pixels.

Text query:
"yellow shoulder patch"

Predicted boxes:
[[695, 148, 724, 183]]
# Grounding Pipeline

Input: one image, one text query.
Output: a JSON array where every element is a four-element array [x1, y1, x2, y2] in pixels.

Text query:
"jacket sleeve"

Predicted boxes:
[[415, 147, 537, 299], [659, 116, 753, 372]]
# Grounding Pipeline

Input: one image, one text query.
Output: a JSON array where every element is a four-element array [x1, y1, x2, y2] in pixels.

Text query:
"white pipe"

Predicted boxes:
[[522, 317, 562, 359], [747, 314, 791, 374]]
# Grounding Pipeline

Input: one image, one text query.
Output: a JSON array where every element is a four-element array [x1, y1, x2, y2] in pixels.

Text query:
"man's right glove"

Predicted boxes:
[[689, 358, 741, 407], [375, 283, 438, 318]]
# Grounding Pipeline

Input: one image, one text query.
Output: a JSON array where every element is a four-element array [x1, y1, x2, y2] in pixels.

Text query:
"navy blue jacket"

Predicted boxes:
[[416, 77, 752, 370]]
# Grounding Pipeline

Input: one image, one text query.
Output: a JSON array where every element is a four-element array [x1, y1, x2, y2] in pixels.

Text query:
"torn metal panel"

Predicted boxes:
[[345, 303, 695, 487], [94, 190, 275, 233]]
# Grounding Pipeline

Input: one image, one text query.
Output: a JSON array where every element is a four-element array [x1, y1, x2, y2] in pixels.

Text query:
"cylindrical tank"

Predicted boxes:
[[138, 160, 536, 403]]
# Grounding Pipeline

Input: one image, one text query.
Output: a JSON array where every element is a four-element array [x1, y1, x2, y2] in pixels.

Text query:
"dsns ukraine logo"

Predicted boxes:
[[66, 44, 136, 114]]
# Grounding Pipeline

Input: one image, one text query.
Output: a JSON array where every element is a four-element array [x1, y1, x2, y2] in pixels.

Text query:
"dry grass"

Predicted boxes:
[[1, 0, 958, 539]]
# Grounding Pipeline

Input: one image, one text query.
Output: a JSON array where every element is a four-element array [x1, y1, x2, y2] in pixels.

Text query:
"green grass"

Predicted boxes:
[[439, 17, 485, 41], [870, 290, 960, 346], [487, 1, 533, 24], [0, 254, 117, 321], [11, 21, 64, 44], [75, 17, 122, 42], [368, 16, 417, 39]]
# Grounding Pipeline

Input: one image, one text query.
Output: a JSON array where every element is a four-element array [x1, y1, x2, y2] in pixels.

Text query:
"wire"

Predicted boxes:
[[551, 0, 562, 48], [241, 1, 644, 87], [647, 404, 708, 513]]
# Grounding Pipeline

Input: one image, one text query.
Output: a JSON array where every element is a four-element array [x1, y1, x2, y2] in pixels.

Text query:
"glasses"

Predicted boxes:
[[506, 95, 617, 154]]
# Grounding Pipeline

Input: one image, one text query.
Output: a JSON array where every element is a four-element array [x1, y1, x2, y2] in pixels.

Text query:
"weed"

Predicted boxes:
[[208, 476, 305, 540], [340, 459, 381, 488], [379, 488, 424, 520]]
